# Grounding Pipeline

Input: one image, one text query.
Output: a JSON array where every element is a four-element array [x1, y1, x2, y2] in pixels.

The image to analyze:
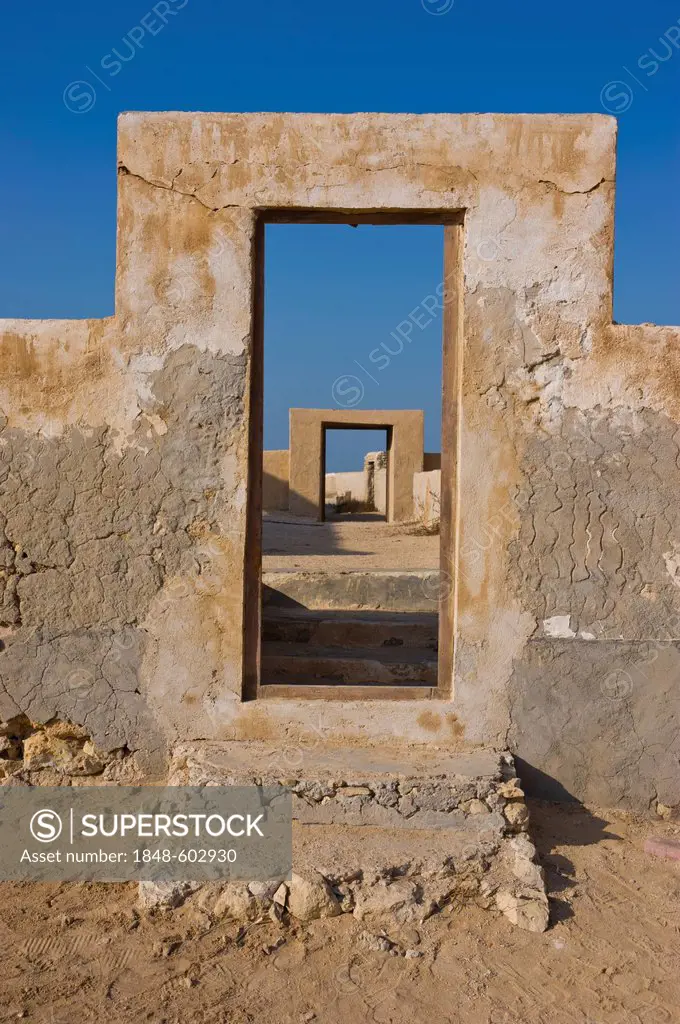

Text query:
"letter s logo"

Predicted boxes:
[[600, 81, 634, 114], [30, 809, 63, 843], [331, 375, 364, 408]]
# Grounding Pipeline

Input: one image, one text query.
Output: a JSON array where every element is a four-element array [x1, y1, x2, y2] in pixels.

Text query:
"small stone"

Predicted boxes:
[[405, 949, 423, 959], [300, 1012, 316, 1023], [336, 887, 355, 914], [337, 786, 372, 798], [498, 778, 524, 799], [273, 882, 288, 906], [22, 730, 65, 768], [398, 796, 417, 817], [504, 802, 529, 829], [44, 720, 90, 740], [248, 880, 279, 900], [0, 736, 21, 759], [69, 753, 107, 777], [510, 835, 545, 889], [485, 791, 505, 811], [0, 772, 29, 786], [22, 728, 107, 776], [269, 902, 284, 923], [287, 871, 340, 922], [644, 837, 680, 861], [353, 879, 421, 924], [656, 803, 674, 820], [360, 931, 393, 953], [213, 883, 260, 921], [302, 781, 335, 801], [467, 799, 490, 815], [496, 890, 549, 933], [138, 880, 201, 911], [126, 908, 140, 931]]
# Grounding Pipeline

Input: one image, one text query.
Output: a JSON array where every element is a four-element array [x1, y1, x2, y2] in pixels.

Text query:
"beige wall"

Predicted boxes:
[[326, 451, 387, 513], [413, 469, 441, 530], [263, 450, 289, 512], [326, 471, 367, 504], [373, 468, 387, 515], [2, 112, 679, 809]]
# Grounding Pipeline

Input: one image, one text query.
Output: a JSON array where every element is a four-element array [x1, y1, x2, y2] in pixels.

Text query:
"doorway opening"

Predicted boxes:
[[323, 428, 389, 522], [245, 212, 463, 702]]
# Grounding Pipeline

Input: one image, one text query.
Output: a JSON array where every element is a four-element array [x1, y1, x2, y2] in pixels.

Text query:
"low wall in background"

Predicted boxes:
[[413, 469, 441, 530], [266, 449, 439, 518], [263, 450, 290, 512], [326, 470, 366, 504]]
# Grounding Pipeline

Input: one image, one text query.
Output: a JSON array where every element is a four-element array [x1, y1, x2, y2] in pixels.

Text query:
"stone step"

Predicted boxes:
[[262, 568, 442, 613], [169, 742, 514, 831], [260, 642, 438, 687], [149, 743, 549, 933], [261, 609, 439, 650], [145, 816, 549, 932]]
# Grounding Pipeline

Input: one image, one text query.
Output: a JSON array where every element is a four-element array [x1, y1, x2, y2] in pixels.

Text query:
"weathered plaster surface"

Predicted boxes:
[[263, 450, 289, 512], [1, 113, 678, 809]]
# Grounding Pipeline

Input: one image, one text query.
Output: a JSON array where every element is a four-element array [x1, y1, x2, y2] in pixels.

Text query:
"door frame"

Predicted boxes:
[[243, 210, 464, 701]]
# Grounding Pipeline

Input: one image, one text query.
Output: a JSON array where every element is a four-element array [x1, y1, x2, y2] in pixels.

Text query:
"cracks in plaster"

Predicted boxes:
[[118, 164, 239, 214], [537, 176, 611, 196]]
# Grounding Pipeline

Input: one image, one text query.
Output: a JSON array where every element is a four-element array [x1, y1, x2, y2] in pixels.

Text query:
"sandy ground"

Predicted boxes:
[[263, 514, 440, 572], [1, 801, 679, 1024]]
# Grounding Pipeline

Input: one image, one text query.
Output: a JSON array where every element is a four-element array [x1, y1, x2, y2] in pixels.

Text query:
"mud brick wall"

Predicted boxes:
[[1, 113, 678, 808]]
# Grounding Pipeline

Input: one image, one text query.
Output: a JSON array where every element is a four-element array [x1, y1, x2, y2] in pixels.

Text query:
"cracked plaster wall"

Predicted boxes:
[[0, 113, 678, 808]]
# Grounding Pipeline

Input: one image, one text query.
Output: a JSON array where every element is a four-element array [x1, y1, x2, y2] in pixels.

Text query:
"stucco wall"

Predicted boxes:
[[326, 471, 367, 504], [1, 112, 678, 809], [414, 469, 441, 530], [263, 449, 289, 512]]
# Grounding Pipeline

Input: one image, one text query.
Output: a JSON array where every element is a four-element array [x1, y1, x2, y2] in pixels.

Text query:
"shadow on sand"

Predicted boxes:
[[518, 760, 621, 926]]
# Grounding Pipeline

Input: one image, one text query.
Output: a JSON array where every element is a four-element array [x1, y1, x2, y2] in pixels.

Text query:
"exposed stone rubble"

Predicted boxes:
[[140, 743, 548, 933], [0, 714, 141, 784]]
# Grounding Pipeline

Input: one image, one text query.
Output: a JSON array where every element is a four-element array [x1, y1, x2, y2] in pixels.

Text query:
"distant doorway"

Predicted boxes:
[[323, 428, 388, 522], [288, 408, 423, 523]]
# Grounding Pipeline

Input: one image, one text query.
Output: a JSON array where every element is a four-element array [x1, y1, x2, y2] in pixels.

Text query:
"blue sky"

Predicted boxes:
[[1, 0, 678, 469]]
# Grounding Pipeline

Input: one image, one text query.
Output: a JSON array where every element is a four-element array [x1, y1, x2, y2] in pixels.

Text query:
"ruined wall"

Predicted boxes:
[[413, 470, 441, 531], [1, 113, 678, 809], [502, 323, 680, 810], [263, 450, 289, 512], [326, 471, 368, 505]]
